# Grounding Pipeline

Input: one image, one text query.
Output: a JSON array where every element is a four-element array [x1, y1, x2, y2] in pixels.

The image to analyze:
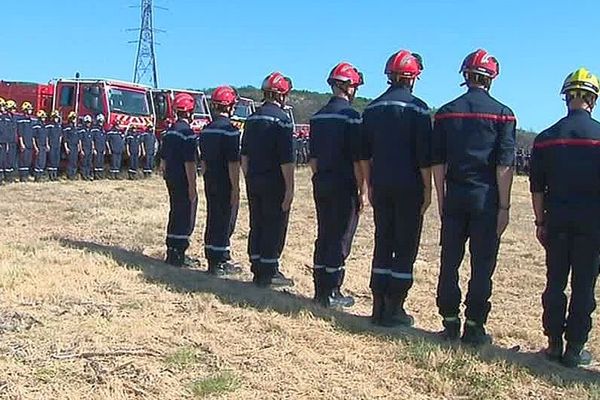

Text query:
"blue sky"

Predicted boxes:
[[1, 0, 597, 131]]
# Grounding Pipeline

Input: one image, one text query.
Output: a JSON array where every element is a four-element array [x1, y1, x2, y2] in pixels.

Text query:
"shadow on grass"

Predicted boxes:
[[58, 238, 600, 389]]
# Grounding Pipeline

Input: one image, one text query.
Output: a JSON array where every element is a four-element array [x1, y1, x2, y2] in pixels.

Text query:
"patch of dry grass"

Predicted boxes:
[[0, 171, 599, 399]]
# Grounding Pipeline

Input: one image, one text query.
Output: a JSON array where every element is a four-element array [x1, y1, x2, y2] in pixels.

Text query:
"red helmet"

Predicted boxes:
[[261, 72, 293, 95], [460, 49, 500, 79], [174, 93, 195, 113], [385, 50, 423, 79], [211, 86, 238, 107], [327, 62, 364, 87]]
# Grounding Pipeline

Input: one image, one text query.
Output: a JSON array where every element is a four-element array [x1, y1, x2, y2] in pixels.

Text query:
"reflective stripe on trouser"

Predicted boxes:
[[47, 145, 61, 171], [143, 153, 155, 173], [34, 149, 47, 174], [6, 143, 17, 174], [436, 208, 499, 325], [80, 151, 93, 177], [370, 186, 423, 296], [110, 153, 123, 173], [204, 183, 239, 265], [542, 224, 600, 344], [66, 149, 78, 177], [313, 181, 359, 291], [18, 148, 33, 177], [94, 152, 105, 173], [166, 179, 198, 251], [247, 180, 289, 279]]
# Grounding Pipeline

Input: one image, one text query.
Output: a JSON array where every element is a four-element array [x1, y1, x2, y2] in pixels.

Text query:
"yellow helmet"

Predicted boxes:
[[37, 110, 47, 119], [6, 100, 17, 110], [50, 110, 60, 118], [21, 101, 33, 111], [561, 68, 600, 97], [0, 97, 5, 107], [67, 111, 77, 121]]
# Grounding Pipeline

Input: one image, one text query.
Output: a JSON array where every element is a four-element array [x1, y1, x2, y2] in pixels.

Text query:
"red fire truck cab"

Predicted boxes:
[[0, 81, 54, 112], [152, 89, 211, 135], [53, 79, 154, 130]]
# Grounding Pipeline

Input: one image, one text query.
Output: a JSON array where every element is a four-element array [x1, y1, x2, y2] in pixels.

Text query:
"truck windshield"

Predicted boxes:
[[233, 100, 253, 119], [194, 95, 209, 116], [108, 88, 150, 116]]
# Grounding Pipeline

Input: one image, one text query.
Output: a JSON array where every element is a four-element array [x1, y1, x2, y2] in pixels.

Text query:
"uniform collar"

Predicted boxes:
[[214, 115, 231, 123], [567, 108, 591, 117], [387, 84, 413, 95], [467, 87, 490, 95], [328, 96, 351, 106]]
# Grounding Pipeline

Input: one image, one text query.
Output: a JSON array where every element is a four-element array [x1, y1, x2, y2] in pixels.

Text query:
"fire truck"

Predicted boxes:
[[230, 96, 256, 132], [152, 88, 211, 135], [0, 81, 54, 112], [52, 78, 154, 130]]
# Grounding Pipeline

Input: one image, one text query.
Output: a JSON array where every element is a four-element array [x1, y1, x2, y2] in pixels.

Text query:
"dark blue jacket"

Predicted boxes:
[[78, 127, 94, 153], [362, 85, 432, 192], [17, 115, 36, 149], [63, 123, 79, 149], [33, 120, 48, 149], [107, 129, 125, 154], [432, 87, 516, 212], [530, 109, 600, 229], [159, 120, 197, 185], [91, 124, 107, 153], [199, 115, 241, 191], [309, 96, 363, 188], [241, 102, 294, 186], [46, 122, 63, 148]]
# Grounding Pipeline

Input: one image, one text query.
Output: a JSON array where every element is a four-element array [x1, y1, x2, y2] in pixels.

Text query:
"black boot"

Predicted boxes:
[[371, 293, 385, 325], [461, 320, 492, 346], [440, 317, 461, 341], [562, 343, 592, 368], [379, 294, 414, 327], [165, 247, 184, 267], [271, 270, 294, 287], [545, 337, 563, 362]]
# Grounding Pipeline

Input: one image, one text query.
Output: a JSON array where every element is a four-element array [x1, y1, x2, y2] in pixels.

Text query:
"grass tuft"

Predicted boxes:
[[189, 371, 240, 398]]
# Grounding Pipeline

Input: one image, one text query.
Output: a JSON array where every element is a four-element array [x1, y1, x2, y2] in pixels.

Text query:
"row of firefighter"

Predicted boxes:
[[0, 100, 157, 182]]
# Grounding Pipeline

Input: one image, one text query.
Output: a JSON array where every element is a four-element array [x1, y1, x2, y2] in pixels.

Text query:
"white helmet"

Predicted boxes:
[[96, 114, 105, 123], [83, 115, 93, 123]]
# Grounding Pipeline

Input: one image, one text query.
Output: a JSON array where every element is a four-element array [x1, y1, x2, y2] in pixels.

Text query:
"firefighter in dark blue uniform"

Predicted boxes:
[[432, 49, 516, 345], [46, 111, 63, 181], [309, 62, 366, 308], [106, 122, 125, 179], [126, 127, 141, 180], [32, 110, 49, 182], [241, 72, 295, 287], [0, 98, 7, 184], [361, 51, 432, 326], [141, 121, 156, 177], [16, 102, 36, 182], [4, 100, 19, 183], [63, 112, 80, 180], [92, 114, 107, 180], [78, 115, 95, 181], [530, 68, 600, 367], [199, 86, 243, 276], [159, 93, 199, 267]]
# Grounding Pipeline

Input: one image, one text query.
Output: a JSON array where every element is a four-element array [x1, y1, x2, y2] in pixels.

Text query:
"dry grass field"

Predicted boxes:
[[0, 169, 599, 399]]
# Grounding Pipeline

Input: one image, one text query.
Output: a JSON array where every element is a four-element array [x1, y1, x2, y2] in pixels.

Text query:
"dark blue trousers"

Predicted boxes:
[[47, 145, 61, 174], [6, 143, 17, 177], [247, 180, 289, 279], [370, 185, 423, 298], [313, 180, 359, 292], [34, 148, 47, 176], [18, 148, 33, 179], [110, 153, 123, 174], [542, 222, 600, 344], [143, 152, 155, 174], [0, 143, 6, 181], [80, 150, 93, 178], [166, 179, 198, 252], [203, 181, 239, 266], [437, 207, 499, 325], [94, 151, 105, 175], [66, 149, 78, 178]]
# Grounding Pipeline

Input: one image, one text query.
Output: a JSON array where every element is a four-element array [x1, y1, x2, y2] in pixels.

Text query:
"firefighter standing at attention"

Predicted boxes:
[[32, 110, 49, 182], [199, 85, 243, 276], [241, 72, 295, 288], [79, 115, 95, 181], [361, 50, 433, 326], [432, 49, 516, 345], [530, 68, 600, 367], [4, 100, 20, 182], [159, 93, 199, 267], [92, 114, 107, 179], [63, 111, 80, 180], [46, 111, 63, 181], [16, 101, 36, 182], [309, 62, 366, 308], [106, 121, 125, 179]]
